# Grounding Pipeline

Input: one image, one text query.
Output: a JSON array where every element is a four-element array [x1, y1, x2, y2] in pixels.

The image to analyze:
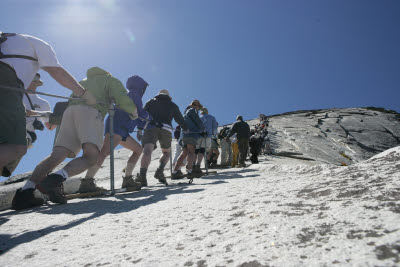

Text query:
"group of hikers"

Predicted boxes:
[[0, 33, 271, 211]]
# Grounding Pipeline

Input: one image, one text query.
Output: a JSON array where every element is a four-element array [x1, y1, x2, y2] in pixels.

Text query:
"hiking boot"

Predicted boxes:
[[78, 178, 106, 193], [193, 165, 203, 178], [154, 168, 167, 185], [122, 176, 142, 191], [37, 173, 67, 204], [210, 160, 218, 168], [171, 170, 185, 180], [135, 173, 148, 187], [11, 188, 45, 210], [237, 163, 246, 168], [187, 171, 196, 180]]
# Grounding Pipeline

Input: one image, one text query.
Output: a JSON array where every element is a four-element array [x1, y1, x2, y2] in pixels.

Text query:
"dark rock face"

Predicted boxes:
[[249, 107, 400, 165]]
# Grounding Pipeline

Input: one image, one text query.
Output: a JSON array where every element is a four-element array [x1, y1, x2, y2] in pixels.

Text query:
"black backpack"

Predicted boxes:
[[218, 127, 230, 139], [0, 32, 38, 61]]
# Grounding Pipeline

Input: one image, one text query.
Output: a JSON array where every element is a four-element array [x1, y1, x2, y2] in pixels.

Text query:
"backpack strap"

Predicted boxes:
[[25, 93, 35, 110], [0, 33, 38, 62]]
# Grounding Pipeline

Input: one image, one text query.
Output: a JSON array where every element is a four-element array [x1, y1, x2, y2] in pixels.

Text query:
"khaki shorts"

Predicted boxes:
[[55, 105, 104, 158], [142, 128, 172, 149]]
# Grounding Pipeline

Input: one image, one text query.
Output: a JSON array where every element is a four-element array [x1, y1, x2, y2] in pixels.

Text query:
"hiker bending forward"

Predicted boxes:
[[0, 33, 86, 181], [81, 75, 151, 193], [12, 67, 138, 210], [135, 89, 188, 186], [172, 100, 205, 179]]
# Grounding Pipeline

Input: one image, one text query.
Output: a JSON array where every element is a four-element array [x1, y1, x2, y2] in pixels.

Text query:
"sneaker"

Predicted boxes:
[[11, 188, 45, 210], [171, 170, 185, 180], [78, 178, 106, 193], [122, 176, 142, 191], [135, 173, 148, 187], [37, 173, 67, 204], [154, 168, 167, 184]]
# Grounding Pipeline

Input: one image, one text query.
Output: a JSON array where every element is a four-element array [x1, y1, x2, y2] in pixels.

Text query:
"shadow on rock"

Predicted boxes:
[[0, 185, 204, 254]]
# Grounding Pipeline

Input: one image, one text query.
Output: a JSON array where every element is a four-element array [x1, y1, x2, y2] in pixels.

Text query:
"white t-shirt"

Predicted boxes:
[[23, 93, 51, 132], [0, 34, 61, 88]]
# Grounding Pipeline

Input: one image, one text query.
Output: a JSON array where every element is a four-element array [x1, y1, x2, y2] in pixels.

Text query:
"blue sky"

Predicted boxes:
[[1, 0, 399, 178]]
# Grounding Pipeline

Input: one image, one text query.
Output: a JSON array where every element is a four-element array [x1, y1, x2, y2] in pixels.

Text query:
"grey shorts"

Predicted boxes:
[[182, 136, 198, 147], [142, 128, 172, 149], [210, 138, 219, 149]]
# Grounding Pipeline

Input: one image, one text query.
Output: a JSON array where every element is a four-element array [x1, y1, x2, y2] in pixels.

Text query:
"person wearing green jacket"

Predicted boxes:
[[12, 67, 138, 210]]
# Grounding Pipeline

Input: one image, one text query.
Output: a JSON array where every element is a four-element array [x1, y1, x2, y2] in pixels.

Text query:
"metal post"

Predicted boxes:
[[109, 100, 115, 195], [169, 143, 173, 177], [204, 137, 209, 175]]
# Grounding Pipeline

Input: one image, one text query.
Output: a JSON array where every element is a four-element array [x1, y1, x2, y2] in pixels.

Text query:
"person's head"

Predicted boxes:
[[200, 107, 208, 115], [27, 73, 43, 92], [158, 89, 172, 100], [190, 99, 203, 111], [126, 75, 148, 97], [236, 115, 243, 121]]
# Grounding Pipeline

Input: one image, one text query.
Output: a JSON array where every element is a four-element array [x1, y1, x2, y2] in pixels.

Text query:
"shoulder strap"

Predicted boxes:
[[0, 33, 38, 62], [25, 93, 35, 110]]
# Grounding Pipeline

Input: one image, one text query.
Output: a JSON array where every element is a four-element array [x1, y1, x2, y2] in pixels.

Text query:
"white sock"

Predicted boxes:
[[54, 169, 69, 180], [22, 180, 36, 191], [125, 163, 135, 177]]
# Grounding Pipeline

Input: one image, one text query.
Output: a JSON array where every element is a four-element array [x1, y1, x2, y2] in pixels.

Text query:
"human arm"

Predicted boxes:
[[109, 78, 137, 117], [172, 104, 188, 131], [42, 66, 85, 96], [227, 123, 238, 139]]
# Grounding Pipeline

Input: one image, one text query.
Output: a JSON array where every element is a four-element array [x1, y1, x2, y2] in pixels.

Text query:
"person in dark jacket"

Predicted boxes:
[[81, 75, 149, 193], [227, 115, 250, 167], [135, 89, 188, 186], [172, 100, 205, 179], [249, 130, 264, 164]]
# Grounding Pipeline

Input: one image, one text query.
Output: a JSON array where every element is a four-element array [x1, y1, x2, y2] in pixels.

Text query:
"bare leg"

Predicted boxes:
[[160, 148, 170, 165], [85, 134, 121, 178], [120, 136, 143, 176], [174, 148, 188, 171], [64, 143, 99, 177], [0, 144, 26, 172], [196, 153, 204, 166], [140, 143, 155, 169], [30, 146, 70, 184], [186, 144, 196, 172]]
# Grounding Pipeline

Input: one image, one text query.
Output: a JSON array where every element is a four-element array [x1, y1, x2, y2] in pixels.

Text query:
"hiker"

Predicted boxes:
[[218, 126, 231, 167], [226, 115, 250, 167], [230, 133, 239, 167], [172, 100, 205, 179], [0, 33, 88, 175], [135, 89, 188, 186], [1, 32, 89, 207], [249, 130, 264, 164], [81, 75, 150, 193], [12, 67, 138, 210], [172, 125, 187, 169], [199, 107, 219, 168], [2, 73, 55, 177]]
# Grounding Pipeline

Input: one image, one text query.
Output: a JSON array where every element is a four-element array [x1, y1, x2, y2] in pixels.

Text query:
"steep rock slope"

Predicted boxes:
[[249, 107, 400, 165]]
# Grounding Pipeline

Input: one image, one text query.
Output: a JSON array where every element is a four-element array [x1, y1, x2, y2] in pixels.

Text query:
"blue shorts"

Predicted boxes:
[[104, 109, 138, 141]]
